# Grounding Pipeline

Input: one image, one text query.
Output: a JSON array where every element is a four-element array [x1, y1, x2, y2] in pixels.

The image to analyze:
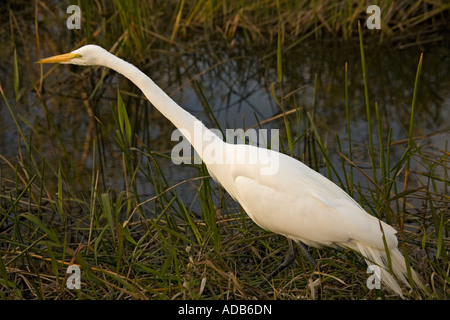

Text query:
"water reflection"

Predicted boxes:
[[1, 37, 449, 199]]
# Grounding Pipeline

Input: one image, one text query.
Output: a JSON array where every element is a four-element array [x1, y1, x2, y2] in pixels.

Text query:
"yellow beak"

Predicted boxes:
[[37, 52, 81, 64]]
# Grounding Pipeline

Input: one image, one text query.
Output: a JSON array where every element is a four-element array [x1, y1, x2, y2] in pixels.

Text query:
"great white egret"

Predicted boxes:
[[38, 45, 424, 297]]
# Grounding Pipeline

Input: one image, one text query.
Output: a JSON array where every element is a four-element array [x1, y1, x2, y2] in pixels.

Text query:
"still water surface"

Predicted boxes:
[[1, 39, 448, 201]]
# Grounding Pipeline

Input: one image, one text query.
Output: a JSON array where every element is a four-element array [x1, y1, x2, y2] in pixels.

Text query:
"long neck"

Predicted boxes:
[[103, 54, 219, 158]]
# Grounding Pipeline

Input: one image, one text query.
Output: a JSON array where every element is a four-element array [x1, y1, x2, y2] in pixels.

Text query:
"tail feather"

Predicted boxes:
[[351, 242, 424, 297]]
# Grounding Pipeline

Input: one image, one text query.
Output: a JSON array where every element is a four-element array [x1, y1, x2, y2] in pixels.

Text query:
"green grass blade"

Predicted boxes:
[[19, 213, 60, 245], [358, 20, 377, 184], [276, 0, 282, 83], [195, 80, 223, 137], [117, 89, 132, 146], [408, 53, 423, 147], [101, 193, 116, 238], [344, 62, 354, 195], [13, 48, 20, 101]]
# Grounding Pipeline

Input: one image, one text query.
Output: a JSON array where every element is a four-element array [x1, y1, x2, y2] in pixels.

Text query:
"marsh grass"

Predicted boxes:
[[0, 0, 449, 300], [27, 0, 449, 61], [109, 0, 450, 45]]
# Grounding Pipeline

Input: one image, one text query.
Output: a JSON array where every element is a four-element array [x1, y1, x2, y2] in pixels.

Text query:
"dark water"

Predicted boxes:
[[1, 28, 449, 200]]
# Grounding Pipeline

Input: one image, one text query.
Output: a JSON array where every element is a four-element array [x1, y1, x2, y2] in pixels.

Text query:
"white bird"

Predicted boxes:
[[38, 45, 424, 297]]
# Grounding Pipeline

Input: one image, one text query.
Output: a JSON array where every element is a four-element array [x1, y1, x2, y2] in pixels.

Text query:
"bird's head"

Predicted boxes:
[[37, 45, 110, 66]]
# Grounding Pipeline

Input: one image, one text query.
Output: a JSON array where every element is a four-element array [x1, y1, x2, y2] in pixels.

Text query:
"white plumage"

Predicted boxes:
[[38, 45, 424, 296]]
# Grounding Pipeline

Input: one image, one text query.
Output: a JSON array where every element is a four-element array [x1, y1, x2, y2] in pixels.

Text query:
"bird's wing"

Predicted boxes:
[[230, 156, 397, 249]]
